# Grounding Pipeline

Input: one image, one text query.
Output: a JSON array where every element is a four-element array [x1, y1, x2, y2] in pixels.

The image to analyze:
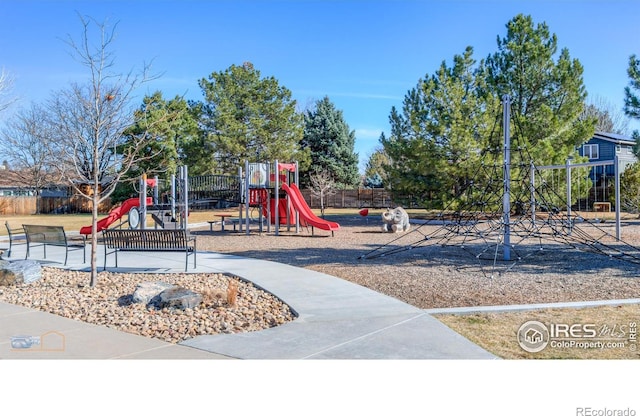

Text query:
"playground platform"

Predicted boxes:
[[0, 228, 496, 359]]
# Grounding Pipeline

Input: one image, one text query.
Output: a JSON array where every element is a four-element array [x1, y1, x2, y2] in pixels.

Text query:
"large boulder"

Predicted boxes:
[[150, 287, 203, 310], [0, 260, 42, 286], [132, 281, 176, 304]]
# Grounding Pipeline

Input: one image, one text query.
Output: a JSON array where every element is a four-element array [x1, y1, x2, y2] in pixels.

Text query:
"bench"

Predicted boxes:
[[23, 224, 86, 266], [4, 221, 25, 257], [593, 202, 611, 212], [102, 228, 197, 271]]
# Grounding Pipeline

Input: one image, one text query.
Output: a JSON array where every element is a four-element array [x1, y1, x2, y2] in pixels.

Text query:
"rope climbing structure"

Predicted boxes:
[[362, 95, 640, 278]]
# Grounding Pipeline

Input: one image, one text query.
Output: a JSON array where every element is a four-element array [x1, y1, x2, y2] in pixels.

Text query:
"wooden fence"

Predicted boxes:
[[0, 196, 112, 215]]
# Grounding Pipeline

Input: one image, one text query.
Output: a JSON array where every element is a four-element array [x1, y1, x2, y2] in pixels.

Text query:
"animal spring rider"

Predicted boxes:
[[381, 207, 410, 233]]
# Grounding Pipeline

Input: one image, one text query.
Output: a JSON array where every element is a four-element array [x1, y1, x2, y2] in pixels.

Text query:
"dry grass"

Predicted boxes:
[[226, 280, 239, 307], [436, 305, 640, 359]]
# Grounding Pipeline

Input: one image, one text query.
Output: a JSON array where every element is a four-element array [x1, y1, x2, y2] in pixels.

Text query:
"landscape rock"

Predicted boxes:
[[132, 281, 176, 304], [0, 260, 42, 286], [150, 286, 203, 310]]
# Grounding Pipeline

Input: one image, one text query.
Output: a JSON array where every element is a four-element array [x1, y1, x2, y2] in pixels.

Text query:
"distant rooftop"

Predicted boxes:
[[593, 131, 635, 145]]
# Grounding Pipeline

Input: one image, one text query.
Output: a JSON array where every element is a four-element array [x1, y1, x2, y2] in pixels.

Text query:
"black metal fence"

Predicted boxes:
[[299, 188, 399, 209]]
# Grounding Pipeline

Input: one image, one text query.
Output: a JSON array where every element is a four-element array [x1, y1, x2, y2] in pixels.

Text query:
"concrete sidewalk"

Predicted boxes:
[[0, 233, 496, 359]]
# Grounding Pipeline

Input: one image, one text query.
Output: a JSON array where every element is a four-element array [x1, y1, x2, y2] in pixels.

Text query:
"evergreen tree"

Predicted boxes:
[[382, 47, 498, 208], [485, 14, 593, 166], [619, 161, 640, 214], [122, 92, 195, 176], [624, 54, 640, 155], [198, 62, 309, 174], [114, 92, 199, 202], [300, 96, 360, 188], [363, 143, 390, 187], [380, 14, 594, 209], [485, 14, 594, 208], [624, 54, 640, 121]]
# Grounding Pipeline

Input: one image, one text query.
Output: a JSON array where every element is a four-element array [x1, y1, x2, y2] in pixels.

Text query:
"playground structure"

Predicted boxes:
[[81, 165, 213, 234], [240, 161, 340, 236], [363, 95, 640, 276], [80, 161, 339, 236]]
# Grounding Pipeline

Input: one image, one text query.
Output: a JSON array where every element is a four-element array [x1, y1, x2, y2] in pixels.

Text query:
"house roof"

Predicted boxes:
[[592, 131, 635, 146], [0, 168, 68, 189], [0, 168, 31, 188]]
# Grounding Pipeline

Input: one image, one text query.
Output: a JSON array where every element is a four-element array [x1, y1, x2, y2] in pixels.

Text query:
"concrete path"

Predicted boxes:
[[0, 231, 496, 359]]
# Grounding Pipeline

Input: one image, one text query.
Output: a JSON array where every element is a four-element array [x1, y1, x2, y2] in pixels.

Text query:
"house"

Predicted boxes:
[[0, 166, 36, 196], [578, 131, 637, 183]]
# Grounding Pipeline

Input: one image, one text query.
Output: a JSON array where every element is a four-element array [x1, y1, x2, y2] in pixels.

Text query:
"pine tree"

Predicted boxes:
[[624, 54, 640, 120], [380, 15, 594, 209], [300, 96, 360, 188], [198, 62, 308, 174], [363, 143, 390, 188], [485, 14, 593, 166], [624, 54, 640, 153], [381, 47, 497, 208], [114, 92, 199, 202]]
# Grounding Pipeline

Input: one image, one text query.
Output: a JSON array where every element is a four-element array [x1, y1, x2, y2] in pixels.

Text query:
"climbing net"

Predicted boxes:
[[362, 112, 640, 278]]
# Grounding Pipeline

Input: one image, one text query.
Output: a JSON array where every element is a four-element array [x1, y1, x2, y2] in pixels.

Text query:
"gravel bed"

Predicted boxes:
[[0, 268, 294, 344]]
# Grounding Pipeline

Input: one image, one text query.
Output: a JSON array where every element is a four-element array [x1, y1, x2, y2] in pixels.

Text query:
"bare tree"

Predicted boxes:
[[46, 15, 165, 287], [0, 103, 58, 213], [309, 169, 336, 218], [581, 95, 631, 135], [0, 68, 17, 113]]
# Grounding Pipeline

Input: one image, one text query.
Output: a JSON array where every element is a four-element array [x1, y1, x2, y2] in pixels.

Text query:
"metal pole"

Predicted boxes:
[[182, 165, 189, 231], [566, 158, 572, 235], [530, 161, 536, 223], [615, 154, 621, 239], [140, 174, 147, 229], [170, 174, 176, 220], [245, 161, 251, 235], [274, 160, 279, 236], [502, 95, 511, 261], [295, 161, 299, 234], [238, 165, 243, 232]]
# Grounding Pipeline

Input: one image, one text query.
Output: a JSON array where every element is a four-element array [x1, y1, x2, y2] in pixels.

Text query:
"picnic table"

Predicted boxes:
[[208, 213, 238, 232]]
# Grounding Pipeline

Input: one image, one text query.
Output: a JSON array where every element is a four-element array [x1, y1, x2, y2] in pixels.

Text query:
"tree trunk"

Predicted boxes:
[[89, 190, 99, 287]]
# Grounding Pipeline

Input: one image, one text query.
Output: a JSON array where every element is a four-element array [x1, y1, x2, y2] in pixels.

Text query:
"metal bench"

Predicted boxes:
[[4, 221, 25, 257], [102, 228, 197, 271], [23, 224, 86, 266]]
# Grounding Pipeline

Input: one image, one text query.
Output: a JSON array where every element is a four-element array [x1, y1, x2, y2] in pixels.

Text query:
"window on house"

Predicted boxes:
[[583, 144, 599, 159], [616, 145, 621, 153]]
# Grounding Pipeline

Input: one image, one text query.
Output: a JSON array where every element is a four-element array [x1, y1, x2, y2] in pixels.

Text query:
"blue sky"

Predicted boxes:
[[1, 0, 639, 172]]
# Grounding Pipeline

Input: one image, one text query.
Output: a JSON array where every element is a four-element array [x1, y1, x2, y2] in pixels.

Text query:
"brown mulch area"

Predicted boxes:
[[192, 214, 640, 309]]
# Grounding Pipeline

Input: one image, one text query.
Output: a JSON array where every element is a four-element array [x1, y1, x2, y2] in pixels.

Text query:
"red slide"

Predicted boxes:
[[79, 197, 152, 235], [266, 197, 299, 225], [281, 183, 340, 233]]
